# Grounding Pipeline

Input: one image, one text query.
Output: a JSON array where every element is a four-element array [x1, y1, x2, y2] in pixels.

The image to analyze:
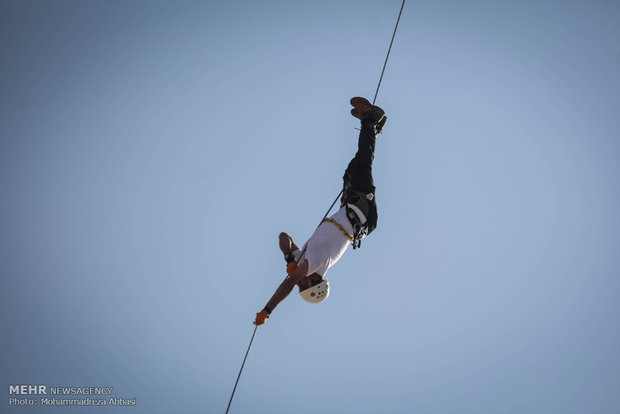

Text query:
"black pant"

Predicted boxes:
[[341, 122, 378, 234], [343, 122, 376, 194]]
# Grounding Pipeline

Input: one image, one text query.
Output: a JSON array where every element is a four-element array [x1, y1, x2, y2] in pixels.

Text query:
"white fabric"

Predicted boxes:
[[300, 207, 353, 276]]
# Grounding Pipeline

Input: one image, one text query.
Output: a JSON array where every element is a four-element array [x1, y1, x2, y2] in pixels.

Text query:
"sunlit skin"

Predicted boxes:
[[263, 233, 323, 312]]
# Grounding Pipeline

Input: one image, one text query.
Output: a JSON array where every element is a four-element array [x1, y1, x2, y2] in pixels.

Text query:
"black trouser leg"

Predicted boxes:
[[342, 122, 377, 197]]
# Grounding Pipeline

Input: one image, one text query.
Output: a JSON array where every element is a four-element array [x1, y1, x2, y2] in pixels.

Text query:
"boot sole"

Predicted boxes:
[[350, 97, 385, 119], [350, 97, 373, 112]]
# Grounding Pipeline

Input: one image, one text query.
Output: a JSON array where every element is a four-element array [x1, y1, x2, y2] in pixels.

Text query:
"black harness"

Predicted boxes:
[[343, 190, 377, 249]]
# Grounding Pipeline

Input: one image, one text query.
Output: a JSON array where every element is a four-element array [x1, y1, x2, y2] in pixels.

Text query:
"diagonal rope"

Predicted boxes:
[[373, 0, 406, 105], [224, 2, 405, 413], [225, 325, 258, 414]]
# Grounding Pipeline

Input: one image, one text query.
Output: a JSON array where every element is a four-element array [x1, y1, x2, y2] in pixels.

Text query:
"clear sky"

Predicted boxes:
[[1, 0, 619, 413]]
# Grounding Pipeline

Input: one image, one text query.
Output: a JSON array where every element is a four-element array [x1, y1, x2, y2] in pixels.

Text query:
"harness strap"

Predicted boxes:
[[322, 218, 355, 245]]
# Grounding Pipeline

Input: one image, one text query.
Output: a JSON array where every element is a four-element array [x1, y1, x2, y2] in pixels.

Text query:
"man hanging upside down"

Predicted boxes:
[[254, 97, 387, 326]]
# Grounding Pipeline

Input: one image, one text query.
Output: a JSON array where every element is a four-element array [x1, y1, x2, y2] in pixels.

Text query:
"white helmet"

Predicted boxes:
[[299, 278, 330, 303]]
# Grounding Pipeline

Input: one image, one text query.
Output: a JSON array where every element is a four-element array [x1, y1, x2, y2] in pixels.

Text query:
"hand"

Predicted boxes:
[[253, 309, 269, 326], [287, 262, 298, 275]]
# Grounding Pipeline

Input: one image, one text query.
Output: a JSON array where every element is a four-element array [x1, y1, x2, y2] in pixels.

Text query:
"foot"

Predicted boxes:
[[350, 97, 387, 132]]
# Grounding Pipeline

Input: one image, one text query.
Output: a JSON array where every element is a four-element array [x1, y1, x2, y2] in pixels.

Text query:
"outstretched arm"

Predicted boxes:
[[254, 260, 308, 326], [266, 260, 308, 312]]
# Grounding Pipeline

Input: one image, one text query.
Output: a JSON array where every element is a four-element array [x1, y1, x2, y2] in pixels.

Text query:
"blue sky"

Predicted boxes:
[[1, 0, 619, 413]]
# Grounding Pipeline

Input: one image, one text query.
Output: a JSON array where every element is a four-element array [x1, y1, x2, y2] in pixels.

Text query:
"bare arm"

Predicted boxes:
[[265, 260, 308, 313], [279, 232, 299, 255]]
